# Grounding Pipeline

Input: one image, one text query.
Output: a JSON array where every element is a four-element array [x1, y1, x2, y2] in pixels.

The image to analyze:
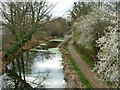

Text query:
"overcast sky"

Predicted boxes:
[[0, 0, 78, 18], [46, 0, 78, 18], [44, 0, 119, 18], [0, 0, 117, 18]]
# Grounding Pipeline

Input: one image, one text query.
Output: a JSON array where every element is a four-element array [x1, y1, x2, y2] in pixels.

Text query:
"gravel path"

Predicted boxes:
[[68, 40, 108, 88]]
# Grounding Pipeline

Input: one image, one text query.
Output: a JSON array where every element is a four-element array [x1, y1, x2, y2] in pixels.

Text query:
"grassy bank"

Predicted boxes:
[[70, 58, 92, 88], [72, 41, 114, 88], [64, 38, 92, 88], [73, 42, 94, 69]]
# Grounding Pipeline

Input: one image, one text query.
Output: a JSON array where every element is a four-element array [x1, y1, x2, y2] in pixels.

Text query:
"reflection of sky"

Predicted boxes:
[[31, 48, 66, 88]]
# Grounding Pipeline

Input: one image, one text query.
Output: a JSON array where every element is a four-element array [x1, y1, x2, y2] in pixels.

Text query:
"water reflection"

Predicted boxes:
[[2, 40, 66, 89]]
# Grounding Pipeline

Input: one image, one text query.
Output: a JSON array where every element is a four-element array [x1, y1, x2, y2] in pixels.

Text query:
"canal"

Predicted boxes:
[[1, 38, 66, 89]]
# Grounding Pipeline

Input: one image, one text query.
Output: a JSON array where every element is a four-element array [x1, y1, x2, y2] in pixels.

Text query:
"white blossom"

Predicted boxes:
[[94, 23, 119, 87], [72, 4, 119, 87]]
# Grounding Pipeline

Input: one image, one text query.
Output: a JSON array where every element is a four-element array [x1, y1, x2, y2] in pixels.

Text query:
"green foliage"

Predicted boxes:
[[4, 43, 21, 58], [4, 59, 12, 65], [106, 81, 113, 88]]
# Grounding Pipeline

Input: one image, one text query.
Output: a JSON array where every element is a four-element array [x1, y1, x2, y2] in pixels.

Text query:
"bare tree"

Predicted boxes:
[[70, 2, 93, 21], [1, 1, 54, 62]]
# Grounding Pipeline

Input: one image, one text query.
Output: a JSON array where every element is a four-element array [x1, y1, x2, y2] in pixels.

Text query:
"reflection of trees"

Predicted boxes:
[[23, 51, 36, 74], [3, 67, 33, 89], [10, 51, 34, 75], [47, 41, 61, 49], [26, 70, 50, 88], [2, 40, 60, 89], [2, 50, 51, 89], [21, 51, 25, 81], [2, 67, 50, 89], [39, 52, 54, 61]]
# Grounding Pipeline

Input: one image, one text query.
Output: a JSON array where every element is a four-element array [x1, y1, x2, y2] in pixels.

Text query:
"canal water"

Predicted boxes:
[[1, 38, 66, 89]]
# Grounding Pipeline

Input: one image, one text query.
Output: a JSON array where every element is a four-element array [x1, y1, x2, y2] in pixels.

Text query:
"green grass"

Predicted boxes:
[[106, 81, 113, 88], [70, 58, 92, 88], [73, 42, 94, 69], [78, 53, 94, 69], [64, 38, 92, 88], [72, 42, 115, 88]]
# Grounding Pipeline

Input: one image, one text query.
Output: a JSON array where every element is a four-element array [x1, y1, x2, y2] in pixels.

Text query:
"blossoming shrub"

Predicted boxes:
[[71, 2, 119, 87], [93, 3, 119, 87], [72, 7, 109, 51], [94, 25, 118, 87]]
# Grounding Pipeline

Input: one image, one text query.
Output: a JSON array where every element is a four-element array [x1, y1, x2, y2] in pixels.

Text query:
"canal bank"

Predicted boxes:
[[2, 36, 83, 89], [59, 37, 83, 88]]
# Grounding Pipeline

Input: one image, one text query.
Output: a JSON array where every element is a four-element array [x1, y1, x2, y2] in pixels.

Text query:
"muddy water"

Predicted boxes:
[[2, 38, 66, 89]]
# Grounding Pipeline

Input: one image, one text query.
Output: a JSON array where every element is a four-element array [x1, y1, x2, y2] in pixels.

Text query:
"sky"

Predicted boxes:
[[41, 0, 119, 18], [46, 0, 78, 18], [0, 0, 118, 18], [0, 0, 78, 18]]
